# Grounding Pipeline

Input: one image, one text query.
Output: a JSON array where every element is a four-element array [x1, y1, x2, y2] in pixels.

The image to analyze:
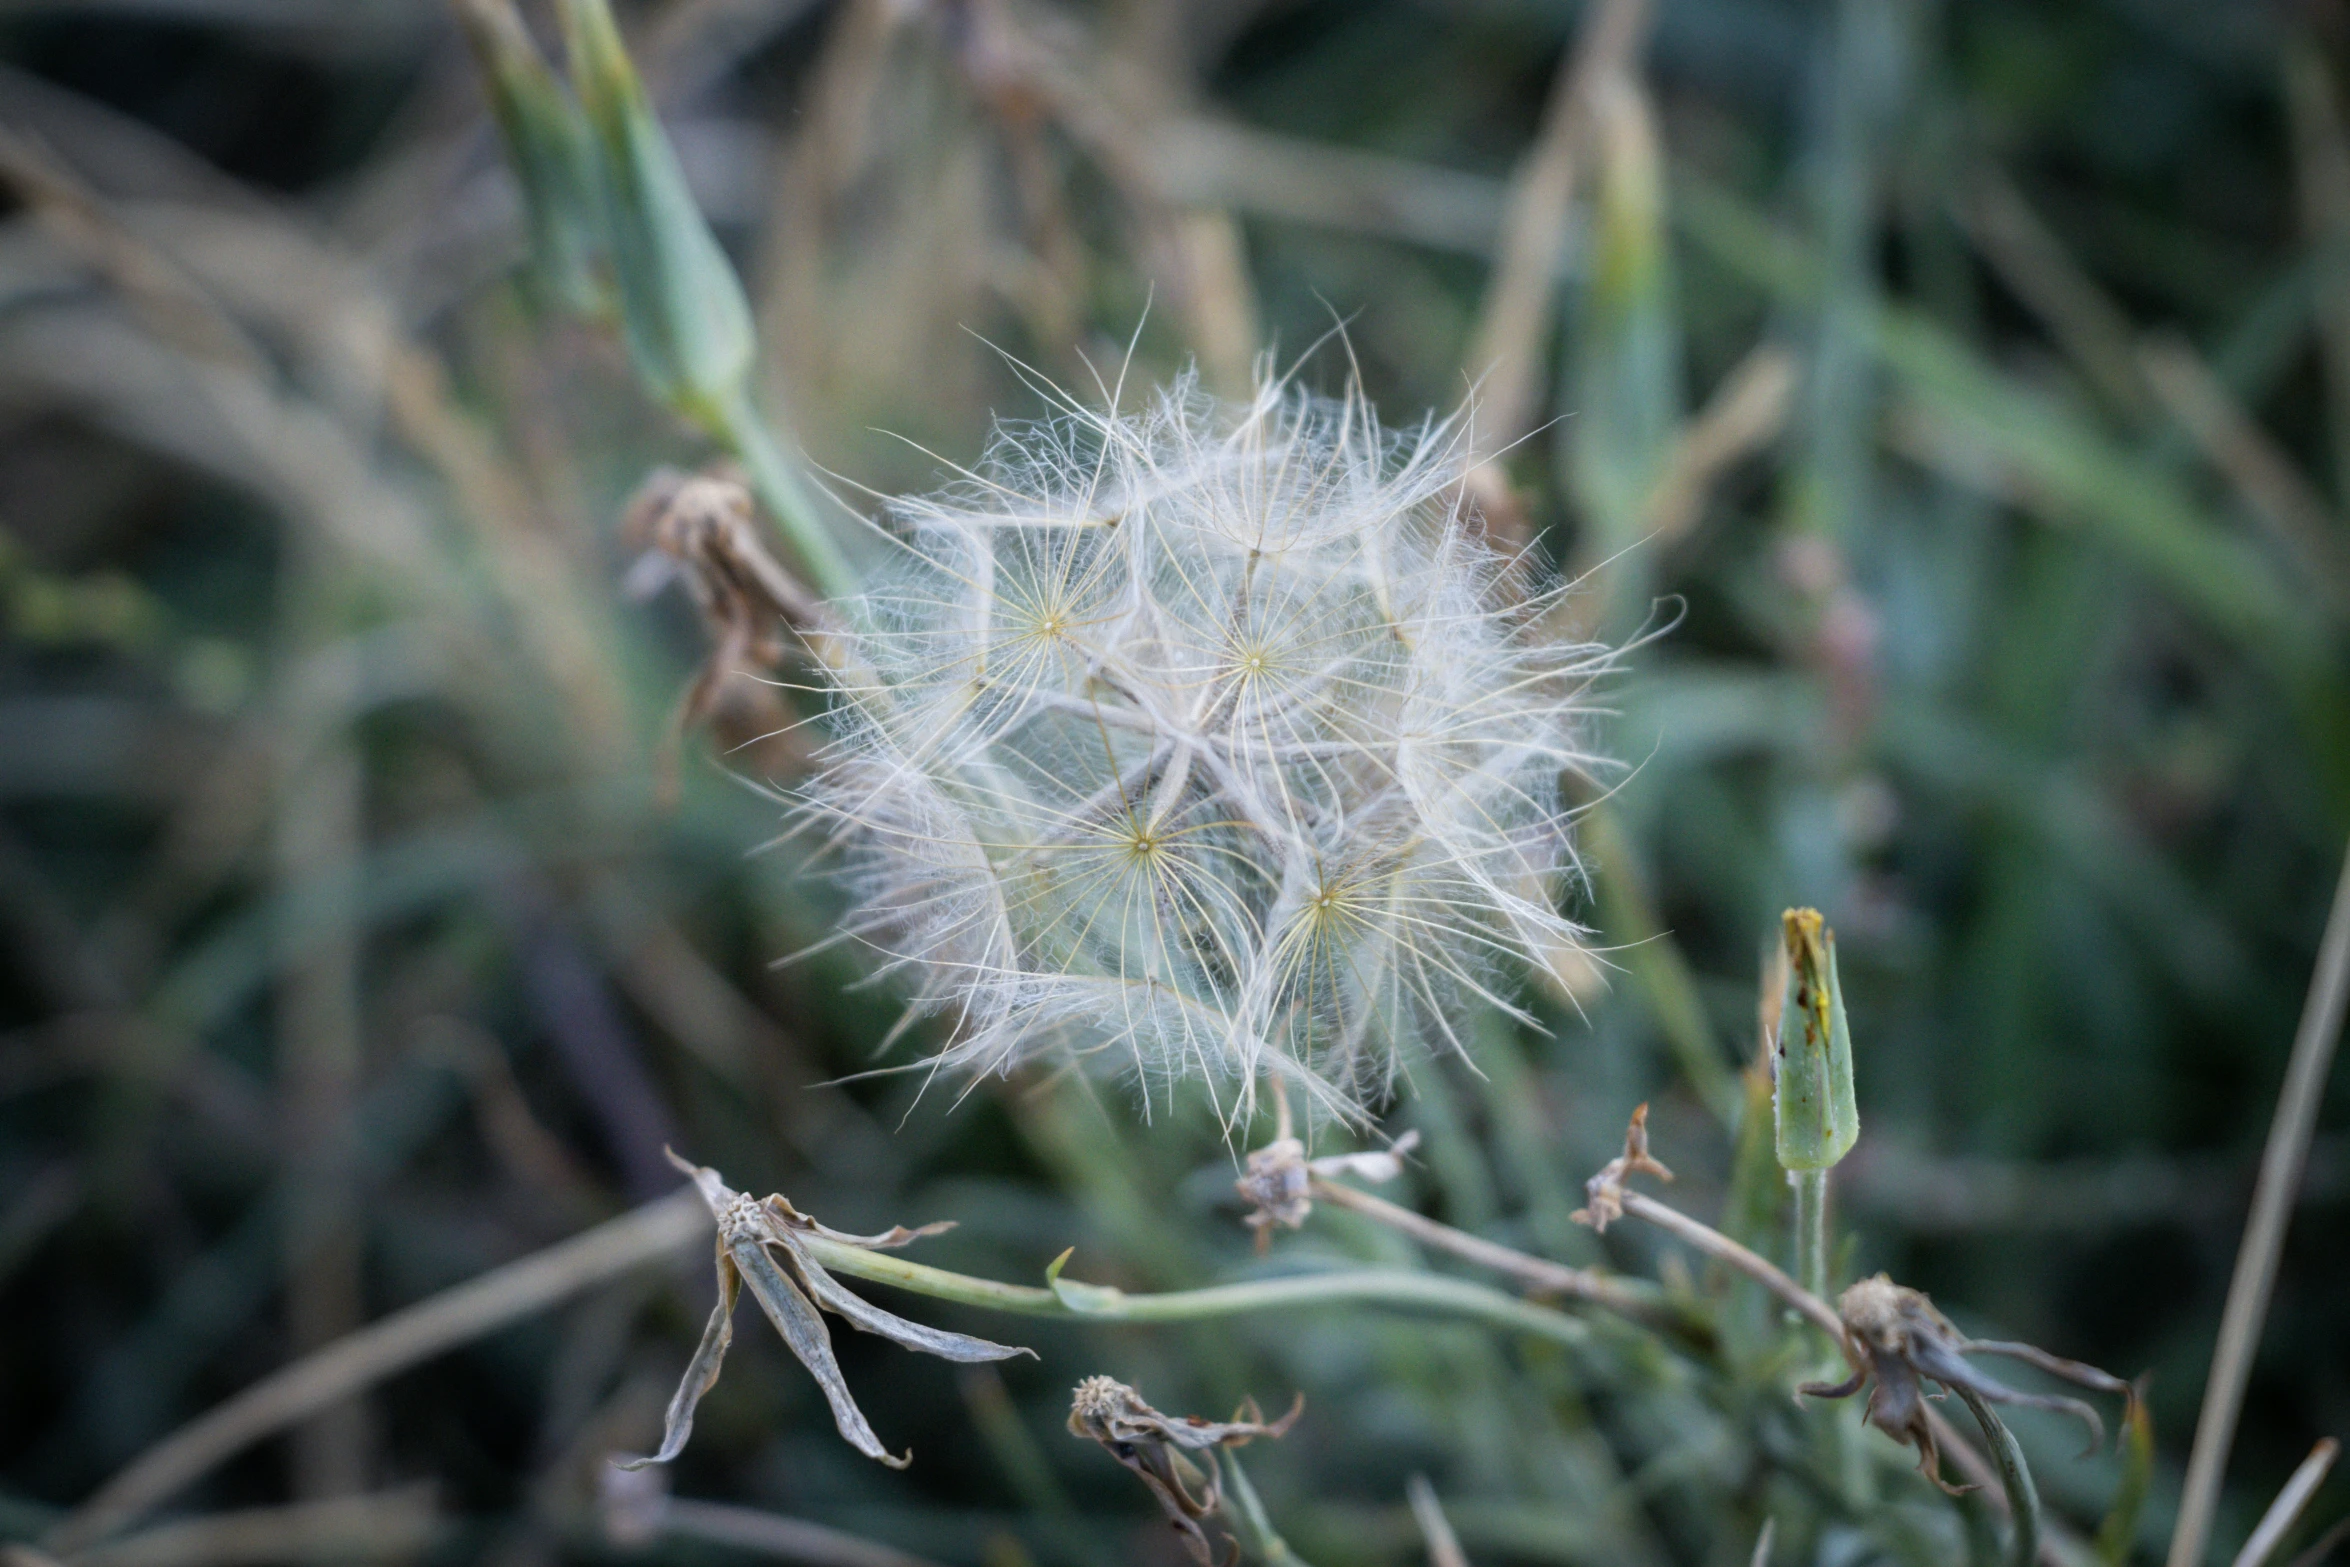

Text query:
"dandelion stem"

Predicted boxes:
[[717, 391, 859, 602], [795, 1236, 1592, 1350]]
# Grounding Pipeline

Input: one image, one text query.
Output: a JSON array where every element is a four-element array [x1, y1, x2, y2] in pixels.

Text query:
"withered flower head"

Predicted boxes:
[[621, 1151, 1032, 1471], [1803, 1274, 2132, 1494], [1067, 1376, 1303, 1567], [1571, 1102, 1673, 1234], [1235, 1129, 1419, 1248], [622, 467, 835, 796]]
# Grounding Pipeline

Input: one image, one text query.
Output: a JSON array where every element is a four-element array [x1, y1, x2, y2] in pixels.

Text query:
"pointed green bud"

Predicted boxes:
[[1773, 907, 1858, 1171], [558, 0, 754, 430], [452, 0, 609, 321]]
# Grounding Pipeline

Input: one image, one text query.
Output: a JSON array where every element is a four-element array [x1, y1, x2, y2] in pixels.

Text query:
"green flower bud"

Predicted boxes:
[[1774, 907, 1859, 1171]]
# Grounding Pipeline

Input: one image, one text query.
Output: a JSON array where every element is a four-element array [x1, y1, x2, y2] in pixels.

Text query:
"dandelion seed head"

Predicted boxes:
[[795, 368, 1612, 1125]]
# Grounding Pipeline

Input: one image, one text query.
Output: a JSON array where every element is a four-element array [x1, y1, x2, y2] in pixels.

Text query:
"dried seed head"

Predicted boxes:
[[796, 370, 1611, 1122], [1803, 1273, 2128, 1494], [1066, 1375, 1302, 1567], [1235, 1127, 1420, 1246]]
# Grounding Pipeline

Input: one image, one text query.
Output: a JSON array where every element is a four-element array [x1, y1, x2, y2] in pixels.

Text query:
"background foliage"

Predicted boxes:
[[0, 0, 2345, 1564]]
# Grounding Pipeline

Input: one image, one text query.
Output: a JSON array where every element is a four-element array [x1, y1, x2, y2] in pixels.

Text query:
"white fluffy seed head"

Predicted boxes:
[[796, 369, 1610, 1125]]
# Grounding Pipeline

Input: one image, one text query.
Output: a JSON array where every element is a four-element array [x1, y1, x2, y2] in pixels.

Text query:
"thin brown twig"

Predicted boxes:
[[47, 1188, 709, 1555], [2168, 841, 2350, 1567], [1612, 1189, 1855, 1364], [1306, 1176, 1660, 1323]]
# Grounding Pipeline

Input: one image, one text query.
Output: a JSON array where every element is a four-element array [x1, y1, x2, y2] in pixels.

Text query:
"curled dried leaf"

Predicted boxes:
[[1801, 1274, 2127, 1495], [616, 1150, 1032, 1472], [1067, 1376, 1302, 1567], [1572, 1103, 1674, 1234], [622, 467, 834, 797]]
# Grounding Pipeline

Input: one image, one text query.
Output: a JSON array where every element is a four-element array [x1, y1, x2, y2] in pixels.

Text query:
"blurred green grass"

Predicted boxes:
[[0, 1, 2345, 1564]]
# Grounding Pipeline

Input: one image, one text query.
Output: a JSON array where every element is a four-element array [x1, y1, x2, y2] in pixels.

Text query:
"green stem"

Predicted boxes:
[[1792, 1167, 1828, 1302], [1221, 1451, 1315, 1567], [797, 1237, 1591, 1351], [1954, 1385, 2042, 1567], [718, 391, 860, 602]]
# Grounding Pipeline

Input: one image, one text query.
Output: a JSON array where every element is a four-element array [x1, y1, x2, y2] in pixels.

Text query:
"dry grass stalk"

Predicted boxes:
[[1641, 344, 1799, 545], [47, 1189, 709, 1554], [600, 1465, 950, 1567], [1404, 1474, 1469, 1567], [61, 1488, 439, 1567], [2231, 1438, 2341, 1567], [1462, 0, 1652, 452], [2169, 842, 2350, 1567]]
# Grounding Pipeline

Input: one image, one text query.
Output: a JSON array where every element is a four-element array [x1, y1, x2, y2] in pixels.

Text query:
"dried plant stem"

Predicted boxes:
[[1610, 1190, 1852, 1357], [272, 716, 370, 1502], [2229, 1439, 2340, 1567], [49, 1188, 711, 1555], [1307, 1176, 1660, 1320], [661, 1498, 951, 1567], [797, 1236, 1591, 1349], [62, 1488, 440, 1567], [1405, 1475, 1469, 1567], [1464, 0, 1653, 448], [2168, 842, 2350, 1567]]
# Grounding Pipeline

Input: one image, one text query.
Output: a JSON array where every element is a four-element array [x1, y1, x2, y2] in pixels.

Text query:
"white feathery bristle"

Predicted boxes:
[[794, 368, 1611, 1125]]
